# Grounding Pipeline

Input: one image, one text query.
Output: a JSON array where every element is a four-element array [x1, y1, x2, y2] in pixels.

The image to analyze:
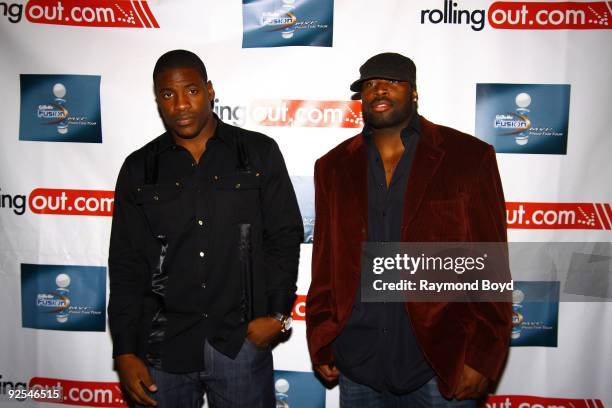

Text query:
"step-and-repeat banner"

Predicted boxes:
[[1, 0, 611, 406]]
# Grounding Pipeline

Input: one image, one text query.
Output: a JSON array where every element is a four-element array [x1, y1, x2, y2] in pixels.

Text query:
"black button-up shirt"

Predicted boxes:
[[333, 114, 435, 393], [108, 118, 303, 373]]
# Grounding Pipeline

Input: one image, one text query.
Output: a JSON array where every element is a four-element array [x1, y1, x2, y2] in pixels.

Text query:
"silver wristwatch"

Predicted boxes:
[[271, 313, 293, 333]]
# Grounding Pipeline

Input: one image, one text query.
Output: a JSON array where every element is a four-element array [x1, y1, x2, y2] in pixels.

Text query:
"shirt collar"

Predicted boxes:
[[363, 113, 421, 147], [157, 114, 231, 154]]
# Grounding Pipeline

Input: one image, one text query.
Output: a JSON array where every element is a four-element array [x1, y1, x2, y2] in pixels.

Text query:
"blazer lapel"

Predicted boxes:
[[402, 118, 445, 227], [339, 134, 368, 234]]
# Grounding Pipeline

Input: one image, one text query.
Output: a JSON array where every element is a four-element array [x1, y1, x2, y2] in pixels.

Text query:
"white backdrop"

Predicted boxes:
[[1, 0, 611, 407]]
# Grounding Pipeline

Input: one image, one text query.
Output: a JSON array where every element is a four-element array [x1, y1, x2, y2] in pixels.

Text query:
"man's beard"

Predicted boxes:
[[363, 99, 414, 129]]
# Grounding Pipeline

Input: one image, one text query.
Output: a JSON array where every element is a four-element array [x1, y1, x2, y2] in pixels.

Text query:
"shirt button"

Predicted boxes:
[[201, 282, 207, 288], [199, 251, 205, 258], [198, 220, 204, 226], [203, 313, 208, 318], [383, 328, 388, 333]]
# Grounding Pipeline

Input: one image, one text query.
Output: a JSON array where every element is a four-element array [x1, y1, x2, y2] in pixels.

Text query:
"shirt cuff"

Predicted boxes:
[[267, 292, 296, 316]]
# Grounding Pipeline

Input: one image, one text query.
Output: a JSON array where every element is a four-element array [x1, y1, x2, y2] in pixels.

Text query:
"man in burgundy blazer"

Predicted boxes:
[[306, 53, 511, 406]]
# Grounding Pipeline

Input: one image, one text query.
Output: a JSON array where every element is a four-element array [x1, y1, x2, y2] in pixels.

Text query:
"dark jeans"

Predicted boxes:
[[339, 374, 478, 408], [136, 339, 274, 408]]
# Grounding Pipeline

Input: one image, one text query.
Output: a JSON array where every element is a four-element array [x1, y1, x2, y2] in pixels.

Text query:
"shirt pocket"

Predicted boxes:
[[136, 183, 184, 237], [212, 171, 262, 222]]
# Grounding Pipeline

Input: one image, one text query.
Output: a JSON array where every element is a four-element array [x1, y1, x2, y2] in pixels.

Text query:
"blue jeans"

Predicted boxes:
[[136, 339, 274, 408], [339, 374, 478, 408]]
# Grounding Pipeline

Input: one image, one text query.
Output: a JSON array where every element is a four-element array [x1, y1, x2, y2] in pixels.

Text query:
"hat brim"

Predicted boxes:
[[350, 75, 410, 93], [349, 78, 365, 93]]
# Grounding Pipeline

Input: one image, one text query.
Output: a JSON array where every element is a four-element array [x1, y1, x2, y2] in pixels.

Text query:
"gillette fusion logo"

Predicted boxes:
[[1, 0, 159, 28], [494, 113, 531, 135], [420, 0, 611, 31]]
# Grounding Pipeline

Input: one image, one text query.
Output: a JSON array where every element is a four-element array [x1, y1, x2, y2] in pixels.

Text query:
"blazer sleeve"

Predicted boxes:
[[306, 158, 337, 365], [464, 145, 512, 381]]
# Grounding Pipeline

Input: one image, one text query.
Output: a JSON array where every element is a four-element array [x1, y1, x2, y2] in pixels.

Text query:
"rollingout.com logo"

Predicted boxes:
[[420, 0, 612, 31], [28, 377, 126, 407], [0, 0, 159, 28], [0, 188, 114, 216], [212, 99, 363, 128]]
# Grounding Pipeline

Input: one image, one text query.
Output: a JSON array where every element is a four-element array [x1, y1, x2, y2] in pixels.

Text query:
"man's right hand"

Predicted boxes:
[[115, 354, 158, 406], [314, 363, 340, 383]]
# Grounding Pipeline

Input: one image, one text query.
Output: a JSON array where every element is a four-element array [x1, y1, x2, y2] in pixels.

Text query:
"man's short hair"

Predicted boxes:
[[153, 49, 208, 84]]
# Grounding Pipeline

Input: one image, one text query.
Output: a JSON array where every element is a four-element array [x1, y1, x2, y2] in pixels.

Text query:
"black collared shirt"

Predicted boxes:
[[108, 118, 303, 373], [333, 114, 435, 393]]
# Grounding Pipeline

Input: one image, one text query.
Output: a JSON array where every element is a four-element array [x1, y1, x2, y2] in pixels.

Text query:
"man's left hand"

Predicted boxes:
[[247, 317, 282, 347], [453, 364, 489, 400]]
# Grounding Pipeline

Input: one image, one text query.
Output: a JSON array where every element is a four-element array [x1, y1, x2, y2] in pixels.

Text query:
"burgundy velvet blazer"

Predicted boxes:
[[306, 116, 512, 398]]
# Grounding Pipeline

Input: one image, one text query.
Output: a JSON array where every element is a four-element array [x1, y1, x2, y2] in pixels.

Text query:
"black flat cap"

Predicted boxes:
[[350, 52, 417, 93]]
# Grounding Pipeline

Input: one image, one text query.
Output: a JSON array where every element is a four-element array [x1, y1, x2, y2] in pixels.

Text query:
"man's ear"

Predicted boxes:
[[207, 80, 215, 102]]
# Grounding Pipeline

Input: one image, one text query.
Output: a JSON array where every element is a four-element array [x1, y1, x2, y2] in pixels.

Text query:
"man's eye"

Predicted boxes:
[[161, 92, 173, 99], [188, 88, 199, 95]]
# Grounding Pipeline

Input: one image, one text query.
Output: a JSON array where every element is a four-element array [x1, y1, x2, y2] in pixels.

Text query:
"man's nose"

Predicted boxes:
[[372, 81, 389, 96], [175, 93, 191, 110]]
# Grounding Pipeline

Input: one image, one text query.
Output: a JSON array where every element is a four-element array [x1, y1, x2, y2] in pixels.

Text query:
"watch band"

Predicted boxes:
[[271, 313, 292, 333]]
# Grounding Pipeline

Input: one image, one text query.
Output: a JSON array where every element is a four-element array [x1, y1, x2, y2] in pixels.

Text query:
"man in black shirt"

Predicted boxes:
[[108, 50, 302, 407]]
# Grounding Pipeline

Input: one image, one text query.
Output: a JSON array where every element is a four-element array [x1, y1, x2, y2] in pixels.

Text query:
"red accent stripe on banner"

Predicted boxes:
[[130, 0, 147, 27], [592, 204, 607, 230], [597, 203, 612, 229], [140, 1, 160, 28], [136, 1, 153, 28], [603, 203, 612, 229]]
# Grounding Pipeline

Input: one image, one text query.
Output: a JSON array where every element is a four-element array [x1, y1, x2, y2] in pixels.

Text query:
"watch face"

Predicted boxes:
[[284, 317, 293, 331]]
